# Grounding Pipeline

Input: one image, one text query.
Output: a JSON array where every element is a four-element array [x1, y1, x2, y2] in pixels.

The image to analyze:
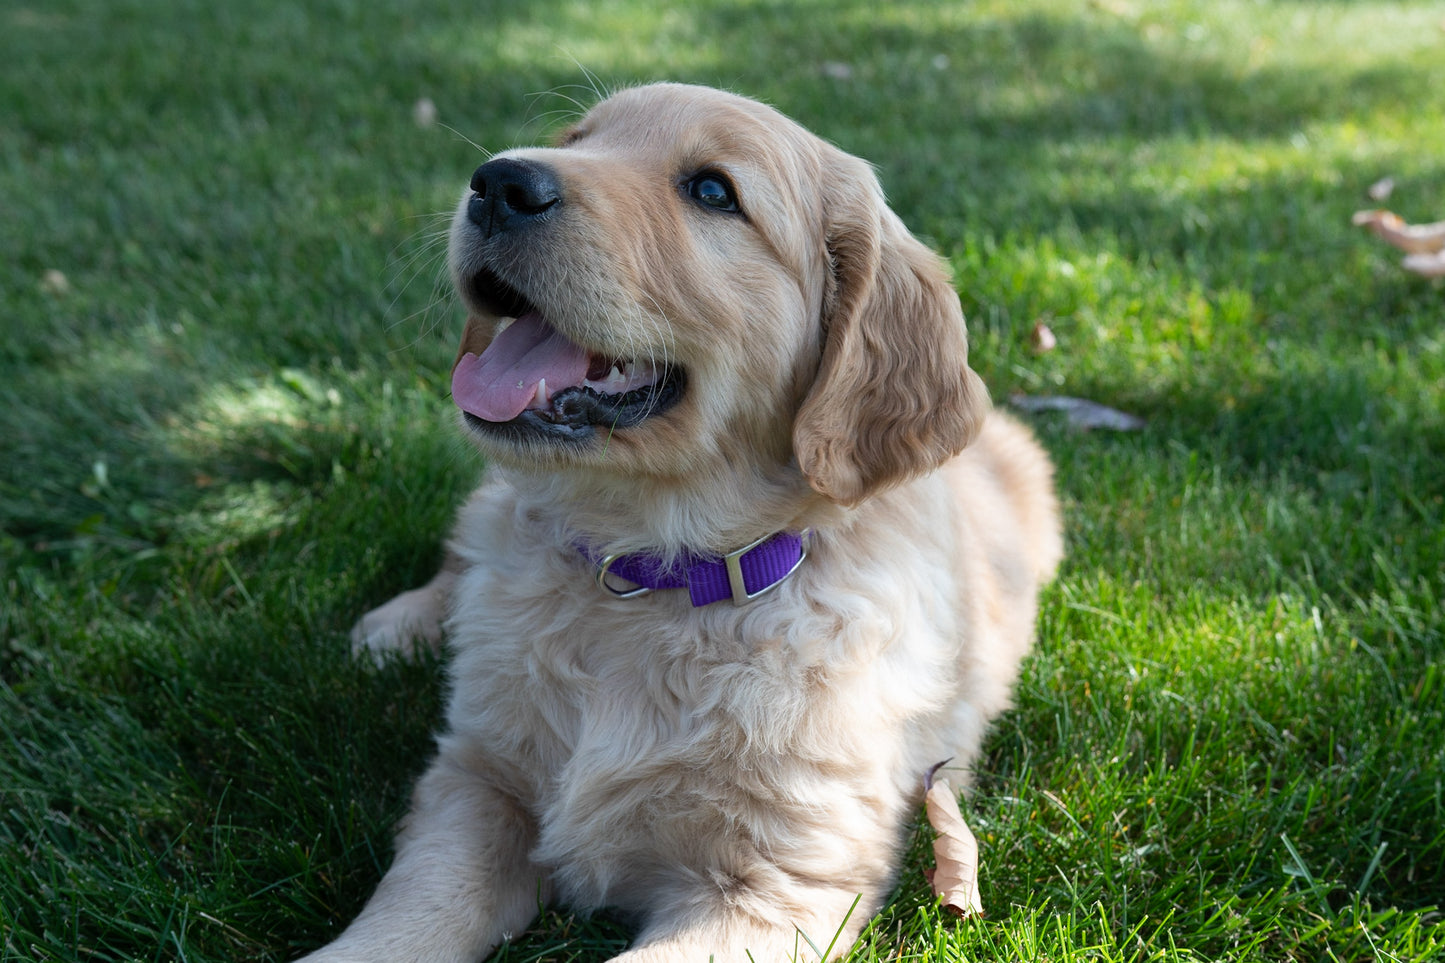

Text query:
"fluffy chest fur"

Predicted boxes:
[[439, 476, 970, 912]]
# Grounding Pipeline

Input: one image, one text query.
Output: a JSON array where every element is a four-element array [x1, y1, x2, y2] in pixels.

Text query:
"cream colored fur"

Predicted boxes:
[[310, 83, 1062, 963]]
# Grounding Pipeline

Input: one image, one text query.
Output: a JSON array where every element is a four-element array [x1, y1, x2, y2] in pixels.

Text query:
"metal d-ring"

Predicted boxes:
[[594, 553, 653, 599]]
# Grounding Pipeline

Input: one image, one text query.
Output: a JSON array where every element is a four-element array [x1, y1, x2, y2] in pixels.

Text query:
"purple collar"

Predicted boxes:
[[577, 530, 811, 606]]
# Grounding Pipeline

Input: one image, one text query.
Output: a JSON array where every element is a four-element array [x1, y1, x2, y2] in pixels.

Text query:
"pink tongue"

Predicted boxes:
[[451, 312, 591, 422]]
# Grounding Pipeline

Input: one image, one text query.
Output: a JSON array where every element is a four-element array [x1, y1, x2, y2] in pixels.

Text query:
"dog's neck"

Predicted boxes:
[[497, 461, 834, 561], [576, 529, 812, 606]]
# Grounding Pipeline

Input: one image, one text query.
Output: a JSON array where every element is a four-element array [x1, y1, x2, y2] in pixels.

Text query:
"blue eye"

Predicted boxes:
[[687, 173, 739, 212]]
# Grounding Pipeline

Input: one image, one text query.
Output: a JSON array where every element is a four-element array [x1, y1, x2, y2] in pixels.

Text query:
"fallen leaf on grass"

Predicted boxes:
[[40, 269, 70, 296], [924, 762, 984, 919], [1366, 177, 1395, 202], [1402, 250, 1445, 278], [1030, 319, 1057, 353], [1352, 209, 1445, 254], [1009, 394, 1145, 431]]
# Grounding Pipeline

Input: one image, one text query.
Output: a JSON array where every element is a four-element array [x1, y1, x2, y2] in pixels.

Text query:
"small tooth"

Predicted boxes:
[[533, 378, 548, 407]]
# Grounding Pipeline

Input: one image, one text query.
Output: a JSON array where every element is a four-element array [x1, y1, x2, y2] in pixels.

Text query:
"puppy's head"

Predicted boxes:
[[448, 83, 987, 507]]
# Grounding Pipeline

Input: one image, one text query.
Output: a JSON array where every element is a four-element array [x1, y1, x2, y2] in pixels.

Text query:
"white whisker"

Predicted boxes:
[[439, 123, 491, 158], [379, 207, 464, 354], [632, 293, 679, 422]]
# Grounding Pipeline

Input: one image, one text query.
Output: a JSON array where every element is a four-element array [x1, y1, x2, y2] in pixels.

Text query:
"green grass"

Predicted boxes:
[[3, 0, 1443, 960]]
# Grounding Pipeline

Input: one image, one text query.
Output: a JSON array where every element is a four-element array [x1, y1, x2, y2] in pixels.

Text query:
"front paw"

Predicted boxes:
[[349, 584, 445, 660]]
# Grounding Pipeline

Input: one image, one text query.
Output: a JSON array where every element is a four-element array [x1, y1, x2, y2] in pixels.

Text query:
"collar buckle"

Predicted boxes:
[[722, 529, 811, 604]]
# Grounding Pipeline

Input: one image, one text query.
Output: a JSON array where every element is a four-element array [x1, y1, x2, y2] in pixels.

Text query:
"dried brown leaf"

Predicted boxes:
[[924, 777, 984, 918], [1030, 320, 1058, 354], [1353, 209, 1445, 254], [40, 269, 70, 296], [1403, 249, 1445, 278]]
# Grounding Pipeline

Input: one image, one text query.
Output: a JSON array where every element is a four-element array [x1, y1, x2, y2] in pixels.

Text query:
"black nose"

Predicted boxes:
[[466, 158, 562, 237]]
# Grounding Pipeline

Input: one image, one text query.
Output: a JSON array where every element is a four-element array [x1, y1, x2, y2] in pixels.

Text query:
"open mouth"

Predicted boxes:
[[452, 271, 685, 442]]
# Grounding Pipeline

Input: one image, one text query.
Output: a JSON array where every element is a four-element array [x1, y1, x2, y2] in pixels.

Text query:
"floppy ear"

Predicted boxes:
[[793, 169, 990, 507]]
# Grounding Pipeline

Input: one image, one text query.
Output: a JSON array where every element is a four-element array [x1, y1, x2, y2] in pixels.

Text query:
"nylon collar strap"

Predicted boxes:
[[578, 530, 810, 606]]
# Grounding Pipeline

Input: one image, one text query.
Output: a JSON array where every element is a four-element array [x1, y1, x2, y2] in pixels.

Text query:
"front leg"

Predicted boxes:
[[298, 750, 548, 963], [350, 566, 458, 660], [613, 882, 875, 963]]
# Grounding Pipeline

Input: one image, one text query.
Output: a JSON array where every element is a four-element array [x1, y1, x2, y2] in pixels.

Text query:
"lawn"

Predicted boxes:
[[2, 0, 1443, 960]]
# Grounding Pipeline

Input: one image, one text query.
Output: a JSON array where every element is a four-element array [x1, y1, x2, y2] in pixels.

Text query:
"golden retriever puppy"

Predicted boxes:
[[315, 83, 1062, 963]]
